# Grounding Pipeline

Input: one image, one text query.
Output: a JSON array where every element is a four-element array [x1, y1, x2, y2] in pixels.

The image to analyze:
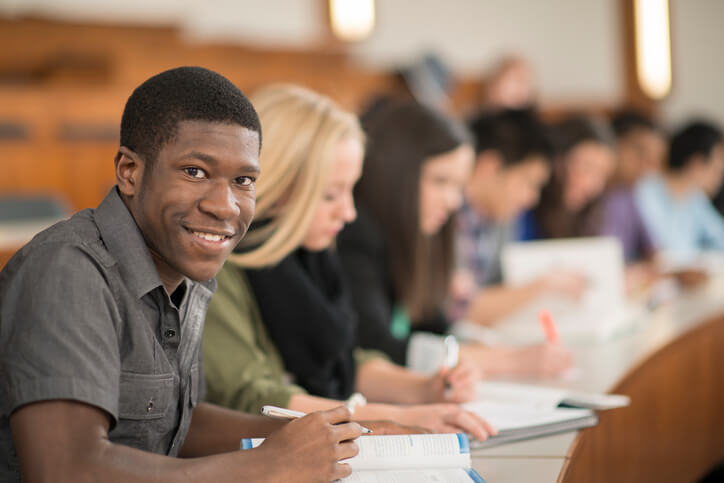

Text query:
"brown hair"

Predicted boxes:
[[535, 116, 615, 238], [355, 100, 471, 322]]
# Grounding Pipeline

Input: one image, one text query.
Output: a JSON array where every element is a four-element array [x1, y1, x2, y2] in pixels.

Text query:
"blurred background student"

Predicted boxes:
[[449, 108, 585, 326], [337, 99, 572, 379], [202, 85, 493, 439], [481, 56, 537, 112], [601, 110, 666, 265], [635, 119, 724, 266], [519, 116, 617, 241]]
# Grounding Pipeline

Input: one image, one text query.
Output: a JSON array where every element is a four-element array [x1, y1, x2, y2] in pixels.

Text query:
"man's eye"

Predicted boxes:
[[184, 167, 206, 179], [236, 176, 256, 187]]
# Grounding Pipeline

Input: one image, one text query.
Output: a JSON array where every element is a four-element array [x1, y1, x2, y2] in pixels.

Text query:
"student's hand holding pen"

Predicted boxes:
[[429, 362, 480, 403], [257, 406, 361, 482], [502, 310, 573, 378], [425, 335, 480, 403]]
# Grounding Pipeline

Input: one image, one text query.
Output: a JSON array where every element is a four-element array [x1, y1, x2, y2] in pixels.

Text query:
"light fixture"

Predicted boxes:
[[329, 0, 375, 42], [634, 0, 672, 99]]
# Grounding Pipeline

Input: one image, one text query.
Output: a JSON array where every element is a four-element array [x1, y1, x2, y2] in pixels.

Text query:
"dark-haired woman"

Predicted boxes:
[[337, 100, 572, 379], [519, 116, 616, 241]]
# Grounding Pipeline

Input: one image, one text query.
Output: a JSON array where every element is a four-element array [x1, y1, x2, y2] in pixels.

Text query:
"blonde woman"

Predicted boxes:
[[202, 84, 494, 439]]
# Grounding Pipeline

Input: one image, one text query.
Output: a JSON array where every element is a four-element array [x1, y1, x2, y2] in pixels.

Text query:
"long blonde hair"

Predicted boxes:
[[229, 84, 364, 268]]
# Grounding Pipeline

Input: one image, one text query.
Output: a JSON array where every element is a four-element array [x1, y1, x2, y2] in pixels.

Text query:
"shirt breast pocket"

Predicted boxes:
[[119, 372, 175, 420], [111, 372, 176, 453]]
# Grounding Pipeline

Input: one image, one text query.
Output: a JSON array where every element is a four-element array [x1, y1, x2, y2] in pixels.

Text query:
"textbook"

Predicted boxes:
[[463, 400, 598, 449], [241, 433, 486, 482]]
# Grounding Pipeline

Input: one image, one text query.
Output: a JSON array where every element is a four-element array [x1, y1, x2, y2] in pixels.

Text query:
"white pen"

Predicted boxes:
[[442, 335, 459, 397], [261, 405, 373, 433], [443, 335, 459, 369]]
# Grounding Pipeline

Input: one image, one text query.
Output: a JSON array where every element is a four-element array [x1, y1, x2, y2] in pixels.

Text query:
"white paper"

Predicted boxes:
[[463, 400, 593, 432], [339, 468, 479, 483], [343, 434, 470, 471]]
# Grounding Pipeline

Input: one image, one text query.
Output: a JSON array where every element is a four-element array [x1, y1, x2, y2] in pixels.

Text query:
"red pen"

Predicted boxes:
[[539, 309, 560, 344]]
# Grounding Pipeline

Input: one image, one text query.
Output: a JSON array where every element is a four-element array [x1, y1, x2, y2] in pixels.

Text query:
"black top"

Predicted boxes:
[[0, 188, 212, 481], [336, 206, 449, 365], [245, 248, 358, 400]]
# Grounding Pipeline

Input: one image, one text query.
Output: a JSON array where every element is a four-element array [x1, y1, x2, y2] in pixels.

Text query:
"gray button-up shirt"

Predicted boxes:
[[0, 188, 216, 481]]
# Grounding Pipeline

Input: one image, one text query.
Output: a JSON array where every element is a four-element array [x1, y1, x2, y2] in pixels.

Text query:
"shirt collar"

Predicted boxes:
[[461, 196, 494, 228], [94, 187, 165, 299], [94, 187, 218, 300]]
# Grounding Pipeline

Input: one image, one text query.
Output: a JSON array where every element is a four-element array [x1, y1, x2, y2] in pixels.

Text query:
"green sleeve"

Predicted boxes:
[[202, 263, 306, 415], [354, 347, 389, 368]]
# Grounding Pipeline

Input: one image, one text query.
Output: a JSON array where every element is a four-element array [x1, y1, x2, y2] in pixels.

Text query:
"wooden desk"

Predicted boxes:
[[471, 277, 724, 482]]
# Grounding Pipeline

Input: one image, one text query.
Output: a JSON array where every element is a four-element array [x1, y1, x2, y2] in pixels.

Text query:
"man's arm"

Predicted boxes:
[[11, 400, 361, 483], [178, 402, 286, 457], [466, 274, 586, 326]]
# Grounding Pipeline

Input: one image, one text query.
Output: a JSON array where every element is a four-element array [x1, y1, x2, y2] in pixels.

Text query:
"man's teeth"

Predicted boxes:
[[192, 231, 227, 242]]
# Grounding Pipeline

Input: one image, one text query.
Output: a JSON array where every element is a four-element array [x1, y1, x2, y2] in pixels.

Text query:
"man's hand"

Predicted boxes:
[[357, 420, 430, 435], [256, 406, 362, 482], [461, 341, 573, 380], [539, 270, 587, 301], [508, 343, 573, 378]]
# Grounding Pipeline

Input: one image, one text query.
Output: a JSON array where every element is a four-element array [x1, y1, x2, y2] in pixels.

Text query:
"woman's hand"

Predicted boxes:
[[389, 404, 496, 442], [426, 361, 480, 403]]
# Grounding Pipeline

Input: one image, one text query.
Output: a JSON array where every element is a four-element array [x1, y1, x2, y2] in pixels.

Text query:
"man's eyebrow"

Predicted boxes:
[[182, 151, 219, 165], [182, 151, 260, 174]]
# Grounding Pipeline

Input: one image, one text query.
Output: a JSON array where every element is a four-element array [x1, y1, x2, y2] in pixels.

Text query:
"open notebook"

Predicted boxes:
[[464, 400, 597, 449], [459, 380, 630, 448], [241, 434, 485, 482], [493, 237, 643, 344], [476, 381, 630, 411]]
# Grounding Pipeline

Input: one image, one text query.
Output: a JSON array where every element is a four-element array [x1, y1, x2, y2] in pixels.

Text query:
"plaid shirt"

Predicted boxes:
[[448, 199, 512, 321]]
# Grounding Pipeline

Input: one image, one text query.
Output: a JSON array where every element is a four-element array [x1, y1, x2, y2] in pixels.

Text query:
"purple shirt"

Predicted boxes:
[[600, 186, 654, 262]]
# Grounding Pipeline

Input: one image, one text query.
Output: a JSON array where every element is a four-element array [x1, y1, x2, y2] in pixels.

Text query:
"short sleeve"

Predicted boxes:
[[0, 242, 121, 422]]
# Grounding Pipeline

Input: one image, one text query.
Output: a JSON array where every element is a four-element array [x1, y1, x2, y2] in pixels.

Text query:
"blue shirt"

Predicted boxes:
[[635, 175, 724, 263]]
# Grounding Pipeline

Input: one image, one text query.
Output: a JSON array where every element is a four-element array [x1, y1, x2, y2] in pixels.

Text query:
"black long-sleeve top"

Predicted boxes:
[[336, 206, 450, 365]]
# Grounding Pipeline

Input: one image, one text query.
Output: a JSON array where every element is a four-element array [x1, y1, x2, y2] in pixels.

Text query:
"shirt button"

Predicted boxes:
[[164, 329, 176, 338]]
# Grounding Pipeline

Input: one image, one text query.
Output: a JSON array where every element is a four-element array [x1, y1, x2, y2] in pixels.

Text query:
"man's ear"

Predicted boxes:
[[474, 151, 503, 179], [115, 146, 145, 198]]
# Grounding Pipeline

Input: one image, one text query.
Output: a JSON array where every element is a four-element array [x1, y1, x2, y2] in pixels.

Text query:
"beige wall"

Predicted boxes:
[[350, 0, 623, 104], [2, 0, 722, 125], [661, 0, 724, 127]]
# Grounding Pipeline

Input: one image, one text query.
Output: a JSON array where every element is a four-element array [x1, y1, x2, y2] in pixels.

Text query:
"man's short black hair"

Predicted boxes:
[[120, 66, 261, 163], [468, 108, 555, 167], [668, 119, 722, 171], [611, 109, 660, 139]]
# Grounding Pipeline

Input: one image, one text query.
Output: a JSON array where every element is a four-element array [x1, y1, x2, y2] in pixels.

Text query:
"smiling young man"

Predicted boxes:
[[0, 67, 361, 482]]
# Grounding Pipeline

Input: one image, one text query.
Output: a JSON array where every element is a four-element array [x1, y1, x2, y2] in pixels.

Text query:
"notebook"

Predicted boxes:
[[494, 237, 642, 344], [476, 381, 630, 411], [463, 400, 598, 449], [241, 434, 485, 482]]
